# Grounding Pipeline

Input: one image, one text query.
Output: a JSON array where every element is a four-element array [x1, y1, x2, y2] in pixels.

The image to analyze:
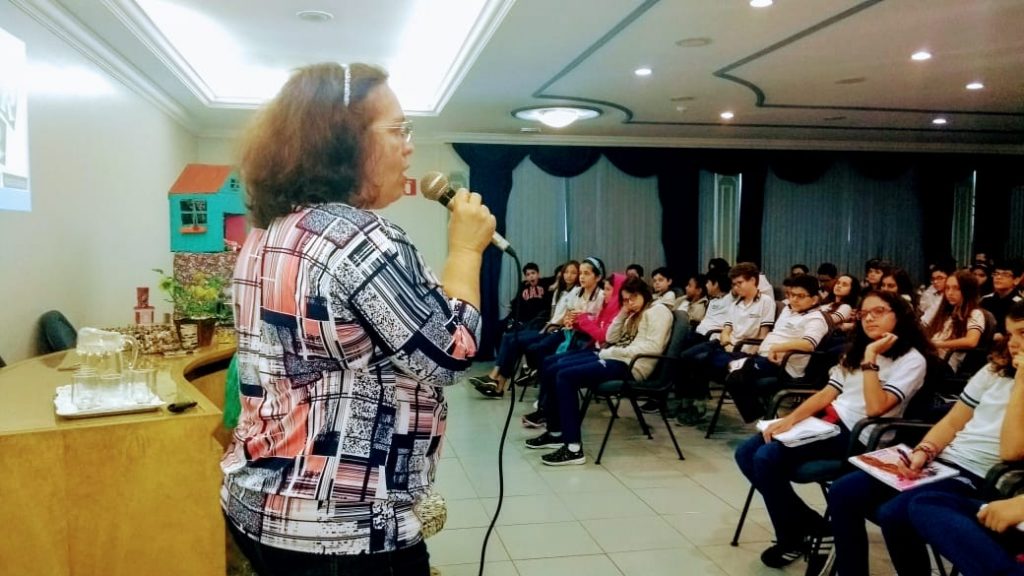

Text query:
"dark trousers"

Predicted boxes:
[[495, 329, 548, 377], [679, 341, 742, 400], [828, 469, 983, 576], [907, 491, 1024, 576], [537, 350, 598, 409], [523, 330, 574, 371], [227, 520, 430, 576], [734, 425, 852, 547], [545, 356, 631, 444], [724, 356, 783, 423]]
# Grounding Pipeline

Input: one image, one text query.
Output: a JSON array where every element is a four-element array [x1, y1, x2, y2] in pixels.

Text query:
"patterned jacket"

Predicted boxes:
[[221, 204, 480, 555]]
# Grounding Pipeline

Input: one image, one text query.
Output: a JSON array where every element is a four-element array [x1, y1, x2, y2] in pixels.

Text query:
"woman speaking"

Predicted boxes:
[[220, 63, 495, 575]]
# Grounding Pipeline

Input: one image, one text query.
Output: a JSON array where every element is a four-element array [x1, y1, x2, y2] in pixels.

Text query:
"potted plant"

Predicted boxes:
[[153, 269, 231, 348]]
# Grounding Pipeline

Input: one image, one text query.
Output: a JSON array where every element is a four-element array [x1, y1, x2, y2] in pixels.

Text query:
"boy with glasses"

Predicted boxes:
[[982, 258, 1024, 340]]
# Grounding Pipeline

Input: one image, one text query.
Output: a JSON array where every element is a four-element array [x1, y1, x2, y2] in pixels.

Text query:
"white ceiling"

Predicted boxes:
[[13, 0, 1024, 151]]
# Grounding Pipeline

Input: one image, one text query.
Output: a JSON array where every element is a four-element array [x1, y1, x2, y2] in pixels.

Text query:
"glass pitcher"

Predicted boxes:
[[76, 327, 139, 377]]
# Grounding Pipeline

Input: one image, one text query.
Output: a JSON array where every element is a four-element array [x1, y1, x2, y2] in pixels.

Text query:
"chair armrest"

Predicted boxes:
[[767, 388, 817, 418], [852, 418, 933, 451], [625, 353, 678, 373], [983, 461, 1024, 500], [734, 338, 764, 353]]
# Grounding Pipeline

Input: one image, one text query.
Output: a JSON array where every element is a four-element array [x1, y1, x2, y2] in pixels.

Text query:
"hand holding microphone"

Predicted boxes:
[[421, 171, 514, 257], [446, 188, 497, 255]]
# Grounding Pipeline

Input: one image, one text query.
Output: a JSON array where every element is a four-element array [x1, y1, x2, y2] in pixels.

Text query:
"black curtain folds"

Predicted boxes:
[[450, 143, 1022, 359]]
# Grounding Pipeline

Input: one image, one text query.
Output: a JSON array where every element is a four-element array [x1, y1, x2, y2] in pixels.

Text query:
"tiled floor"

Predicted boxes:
[[429, 363, 901, 576]]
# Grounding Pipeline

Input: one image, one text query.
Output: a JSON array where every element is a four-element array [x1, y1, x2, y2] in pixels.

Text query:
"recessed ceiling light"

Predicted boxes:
[[519, 127, 541, 133], [634, 67, 653, 77], [932, 117, 947, 125], [750, 0, 773, 7], [675, 37, 712, 48], [966, 81, 985, 90], [513, 106, 601, 128], [911, 50, 932, 61], [295, 10, 334, 22], [835, 77, 866, 85], [720, 111, 735, 120]]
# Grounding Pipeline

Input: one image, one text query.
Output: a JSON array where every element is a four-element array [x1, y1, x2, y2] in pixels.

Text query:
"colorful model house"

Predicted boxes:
[[168, 164, 247, 252]]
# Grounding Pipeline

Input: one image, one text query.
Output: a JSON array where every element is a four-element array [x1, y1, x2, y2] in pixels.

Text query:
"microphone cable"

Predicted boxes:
[[477, 251, 522, 576]]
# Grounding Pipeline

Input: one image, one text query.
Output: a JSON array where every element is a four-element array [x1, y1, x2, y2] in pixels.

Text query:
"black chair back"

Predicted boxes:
[[39, 310, 77, 353]]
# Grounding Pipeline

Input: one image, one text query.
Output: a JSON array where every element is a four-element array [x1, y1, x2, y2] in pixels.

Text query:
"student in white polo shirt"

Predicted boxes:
[[677, 262, 775, 424], [725, 274, 830, 422]]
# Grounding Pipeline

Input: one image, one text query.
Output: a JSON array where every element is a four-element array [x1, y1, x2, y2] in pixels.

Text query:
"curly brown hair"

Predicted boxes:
[[240, 63, 388, 227]]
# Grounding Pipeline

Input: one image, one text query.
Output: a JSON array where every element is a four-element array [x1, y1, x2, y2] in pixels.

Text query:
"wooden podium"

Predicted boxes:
[[0, 344, 234, 576]]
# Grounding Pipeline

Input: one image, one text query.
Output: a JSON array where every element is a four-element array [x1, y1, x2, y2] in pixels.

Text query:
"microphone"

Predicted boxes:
[[419, 171, 516, 257]]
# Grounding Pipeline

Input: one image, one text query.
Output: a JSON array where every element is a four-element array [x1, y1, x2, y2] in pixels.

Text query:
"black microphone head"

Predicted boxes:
[[420, 171, 449, 202]]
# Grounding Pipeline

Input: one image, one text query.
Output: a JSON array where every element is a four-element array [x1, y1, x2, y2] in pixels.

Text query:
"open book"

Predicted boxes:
[[849, 444, 959, 492], [756, 416, 841, 447]]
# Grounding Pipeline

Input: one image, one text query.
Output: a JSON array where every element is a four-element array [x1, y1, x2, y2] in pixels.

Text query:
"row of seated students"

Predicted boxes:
[[476, 254, 1024, 575]]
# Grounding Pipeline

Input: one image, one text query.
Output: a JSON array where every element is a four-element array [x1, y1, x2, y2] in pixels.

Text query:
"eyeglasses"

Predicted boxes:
[[856, 306, 893, 320], [375, 120, 413, 143], [789, 292, 813, 301], [993, 270, 1016, 278]]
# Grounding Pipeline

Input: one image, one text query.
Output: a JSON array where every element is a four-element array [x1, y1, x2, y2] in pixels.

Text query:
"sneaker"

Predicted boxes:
[[806, 535, 836, 576], [474, 382, 504, 398], [639, 399, 661, 414], [468, 375, 497, 389], [541, 445, 586, 466], [675, 401, 708, 426], [525, 431, 563, 450], [759, 542, 805, 568], [522, 410, 547, 428]]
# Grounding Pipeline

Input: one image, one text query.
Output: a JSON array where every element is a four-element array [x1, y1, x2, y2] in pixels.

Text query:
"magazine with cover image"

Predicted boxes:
[[849, 444, 959, 492]]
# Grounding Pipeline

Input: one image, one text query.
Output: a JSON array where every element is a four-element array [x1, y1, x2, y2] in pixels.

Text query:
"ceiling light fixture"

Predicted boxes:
[[513, 106, 601, 128], [720, 111, 735, 120], [932, 118, 948, 125], [966, 81, 984, 90], [911, 50, 932, 61], [634, 67, 653, 77], [750, 0, 773, 7], [295, 10, 334, 22], [675, 37, 712, 48]]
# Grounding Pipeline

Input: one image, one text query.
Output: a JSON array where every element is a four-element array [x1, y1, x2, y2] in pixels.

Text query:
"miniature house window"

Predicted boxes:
[[180, 199, 208, 233], [229, 178, 240, 191]]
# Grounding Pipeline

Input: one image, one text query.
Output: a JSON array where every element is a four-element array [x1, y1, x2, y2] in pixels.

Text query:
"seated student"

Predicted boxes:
[[880, 267, 920, 311], [863, 258, 892, 292], [471, 260, 579, 395], [696, 271, 733, 338], [920, 261, 954, 326], [983, 258, 1024, 341], [521, 274, 624, 428], [502, 262, 550, 330], [677, 273, 709, 324], [791, 263, 810, 277], [676, 262, 776, 425], [828, 301, 1024, 576], [651, 266, 682, 308], [524, 276, 672, 466], [708, 257, 730, 277], [905, 490, 1024, 576], [817, 262, 839, 299], [626, 263, 645, 282], [724, 274, 831, 422], [973, 261, 995, 297], [735, 290, 931, 569], [821, 273, 861, 333], [926, 269, 985, 374]]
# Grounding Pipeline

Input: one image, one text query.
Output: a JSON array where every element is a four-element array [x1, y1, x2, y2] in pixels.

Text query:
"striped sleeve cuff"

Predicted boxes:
[[960, 391, 981, 408], [827, 378, 843, 392], [882, 384, 906, 402], [802, 335, 820, 347]]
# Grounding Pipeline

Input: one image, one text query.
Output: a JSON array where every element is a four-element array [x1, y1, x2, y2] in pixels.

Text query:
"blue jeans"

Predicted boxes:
[[828, 469, 982, 576], [734, 426, 851, 546], [537, 350, 599, 410], [227, 520, 430, 576], [546, 356, 631, 444], [907, 491, 1024, 576], [495, 329, 547, 377]]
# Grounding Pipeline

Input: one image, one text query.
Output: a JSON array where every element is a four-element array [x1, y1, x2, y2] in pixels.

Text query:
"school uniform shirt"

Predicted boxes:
[[723, 292, 776, 343], [696, 294, 734, 337], [680, 296, 709, 324], [981, 290, 1024, 335], [827, 348, 927, 444], [823, 302, 854, 331], [931, 308, 986, 373], [758, 305, 830, 378], [655, 290, 681, 309], [940, 367, 1017, 478]]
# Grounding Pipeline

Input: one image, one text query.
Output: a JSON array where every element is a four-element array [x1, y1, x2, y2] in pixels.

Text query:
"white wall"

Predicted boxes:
[[0, 4, 196, 363], [196, 136, 463, 274]]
